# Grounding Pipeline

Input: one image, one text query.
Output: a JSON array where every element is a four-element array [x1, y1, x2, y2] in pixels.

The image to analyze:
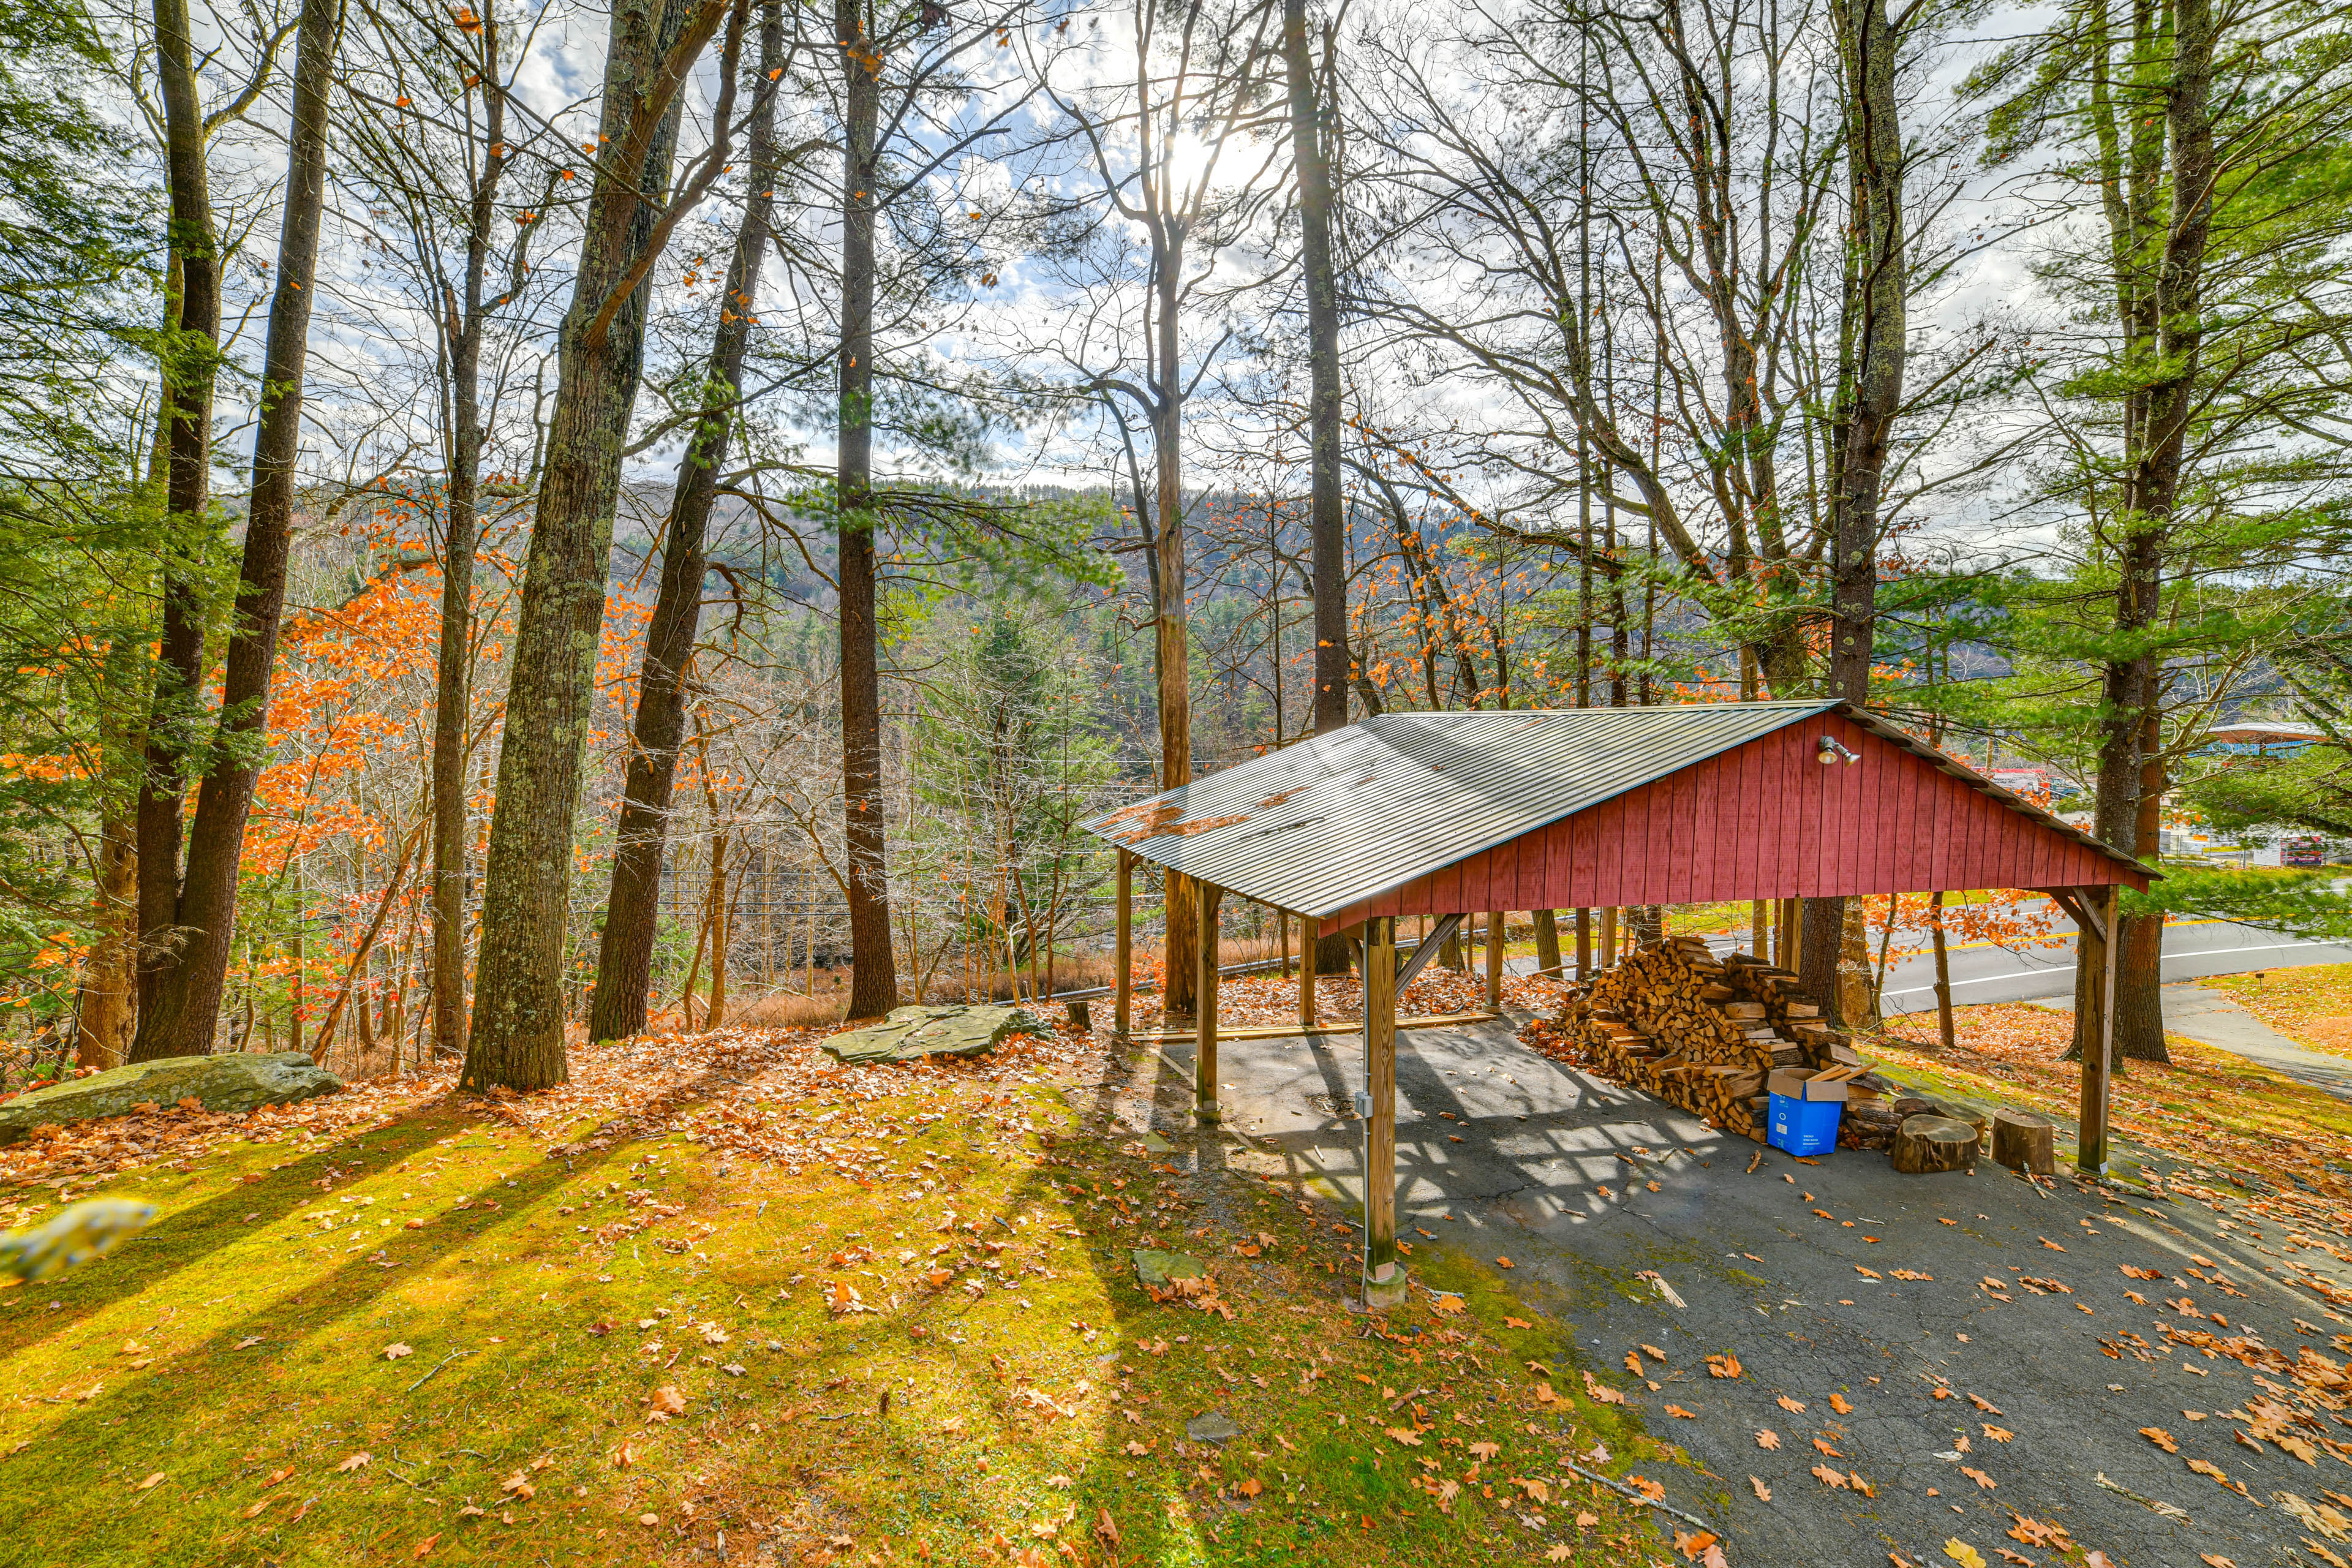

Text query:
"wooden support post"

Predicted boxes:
[[1362, 913, 1400, 1303], [2078, 884, 2120, 1175], [1777, 897, 1800, 969], [1113, 848, 1133, 1040], [1599, 907, 1618, 968], [1298, 911, 1318, 1028], [1196, 882, 1223, 1123], [1485, 910, 1504, 1010], [1751, 899, 1769, 960], [1575, 908, 1591, 980]]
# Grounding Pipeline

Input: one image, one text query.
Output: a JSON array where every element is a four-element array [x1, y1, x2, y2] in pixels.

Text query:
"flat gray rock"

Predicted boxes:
[[0, 1052, 342, 1146], [1131, 1249, 1205, 1287], [821, 1004, 1051, 1064], [1185, 1409, 1239, 1444]]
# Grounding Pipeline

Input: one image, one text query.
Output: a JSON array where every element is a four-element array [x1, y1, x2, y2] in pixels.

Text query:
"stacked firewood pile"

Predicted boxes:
[[1555, 937, 1901, 1146]]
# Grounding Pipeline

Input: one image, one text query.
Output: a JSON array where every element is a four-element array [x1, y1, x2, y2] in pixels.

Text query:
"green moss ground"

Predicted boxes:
[[0, 1044, 1693, 1567]]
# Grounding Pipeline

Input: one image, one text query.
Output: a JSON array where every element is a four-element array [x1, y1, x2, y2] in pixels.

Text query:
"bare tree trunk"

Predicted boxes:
[[1286, 0, 1349, 739], [1929, 891, 1956, 1049], [1798, 895, 1843, 1023], [592, 0, 783, 1042], [1153, 271, 1197, 1022], [466, 0, 737, 1090], [133, 0, 223, 1027], [1532, 909, 1561, 977], [835, 0, 898, 1020], [429, 6, 515, 1063], [2114, 706, 2169, 1060], [130, 0, 342, 1061]]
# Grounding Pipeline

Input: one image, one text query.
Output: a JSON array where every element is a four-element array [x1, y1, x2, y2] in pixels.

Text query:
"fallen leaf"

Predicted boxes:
[[263, 1466, 294, 1486], [1962, 1466, 1997, 1491], [1674, 1529, 1719, 1561], [1430, 1294, 1465, 1316], [1756, 1430, 1781, 1450], [1982, 1425, 2013, 1443], [1750, 1476, 1772, 1501], [337, 1452, 370, 1473], [1547, 1548, 1573, 1564], [412, 1535, 440, 1559], [1469, 1441, 1501, 1460], [1777, 1393, 1807, 1414], [2199, 1556, 2236, 1567], [2141, 1427, 2179, 1453], [1946, 1542, 1987, 1568], [650, 1385, 687, 1415], [1627, 1474, 1665, 1502], [1235, 1477, 1262, 1498], [1969, 1394, 2003, 1415], [1814, 1437, 1845, 1458], [1665, 1404, 1698, 1419], [1504, 1316, 1534, 1329], [1385, 1427, 1423, 1447], [1626, 1352, 1645, 1375], [1707, 1353, 1742, 1379], [136, 1472, 165, 1491], [383, 1343, 413, 1361], [1495, 1256, 1513, 1268], [1575, 1510, 1599, 1527], [1812, 1464, 1849, 1489], [1830, 1392, 1854, 1414]]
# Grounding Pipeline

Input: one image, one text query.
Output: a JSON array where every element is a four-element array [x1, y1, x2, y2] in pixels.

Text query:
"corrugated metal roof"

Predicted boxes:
[[1085, 701, 2148, 917]]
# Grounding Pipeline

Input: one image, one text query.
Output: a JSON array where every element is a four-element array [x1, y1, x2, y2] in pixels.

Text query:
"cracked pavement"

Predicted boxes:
[[1127, 1012, 2352, 1567]]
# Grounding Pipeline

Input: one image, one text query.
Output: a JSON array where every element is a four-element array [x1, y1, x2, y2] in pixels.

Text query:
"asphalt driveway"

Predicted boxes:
[[1125, 1014, 2352, 1567]]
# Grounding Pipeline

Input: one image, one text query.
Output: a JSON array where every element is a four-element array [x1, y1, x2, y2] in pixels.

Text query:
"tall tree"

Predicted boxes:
[[462, 0, 751, 1090], [1801, 0, 1908, 1025], [1970, 0, 2352, 1061], [834, 0, 895, 1019], [132, 0, 229, 1027], [1047, 0, 1280, 1019], [1284, 0, 1348, 739], [129, 0, 344, 1061], [592, 0, 791, 1042]]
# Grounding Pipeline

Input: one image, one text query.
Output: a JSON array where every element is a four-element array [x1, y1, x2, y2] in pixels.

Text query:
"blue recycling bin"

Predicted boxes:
[[1768, 1092, 1842, 1156]]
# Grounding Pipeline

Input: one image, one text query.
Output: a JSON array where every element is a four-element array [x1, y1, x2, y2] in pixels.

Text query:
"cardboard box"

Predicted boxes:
[[1767, 1068, 1850, 1103]]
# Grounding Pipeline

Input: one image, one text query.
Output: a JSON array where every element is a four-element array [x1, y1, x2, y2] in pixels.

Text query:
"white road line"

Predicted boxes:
[[1882, 940, 2352, 998]]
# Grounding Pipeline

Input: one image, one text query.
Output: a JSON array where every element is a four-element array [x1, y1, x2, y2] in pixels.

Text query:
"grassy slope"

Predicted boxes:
[[2204, 963, 2352, 1063], [0, 1033, 1688, 1568]]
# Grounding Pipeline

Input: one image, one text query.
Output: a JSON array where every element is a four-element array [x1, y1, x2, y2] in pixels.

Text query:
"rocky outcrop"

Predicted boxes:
[[0, 1052, 344, 1146], [820, 1005, 1051, 1065]]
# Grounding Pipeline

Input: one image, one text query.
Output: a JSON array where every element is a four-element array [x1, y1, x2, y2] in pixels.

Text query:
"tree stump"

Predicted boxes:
[[1990, 1107, 2057, 1175], [1066, 1000, 1092, 1033], [1892, 1115, 1979, 1175]]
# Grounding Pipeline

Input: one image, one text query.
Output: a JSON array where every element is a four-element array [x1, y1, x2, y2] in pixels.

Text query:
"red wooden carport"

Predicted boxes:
[[1085, 701, 2152, 1306]]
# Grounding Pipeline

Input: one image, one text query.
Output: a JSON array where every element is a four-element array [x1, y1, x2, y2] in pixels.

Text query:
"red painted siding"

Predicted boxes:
[[1322, 719, 2146, 932]]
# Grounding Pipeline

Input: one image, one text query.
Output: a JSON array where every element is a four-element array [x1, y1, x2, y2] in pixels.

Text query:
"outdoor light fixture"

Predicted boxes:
[[1817, 736, 1861, 766]]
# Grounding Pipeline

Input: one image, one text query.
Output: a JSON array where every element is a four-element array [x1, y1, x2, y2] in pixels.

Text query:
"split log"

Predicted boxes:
[[1892, 1116, 1979, 1175], [1989, 1108, 2056, 1175]]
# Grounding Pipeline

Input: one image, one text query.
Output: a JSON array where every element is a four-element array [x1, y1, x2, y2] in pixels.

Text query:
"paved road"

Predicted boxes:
[[1124, 1017, 2352, 1567], [1874, 917, 2352, 1015]]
